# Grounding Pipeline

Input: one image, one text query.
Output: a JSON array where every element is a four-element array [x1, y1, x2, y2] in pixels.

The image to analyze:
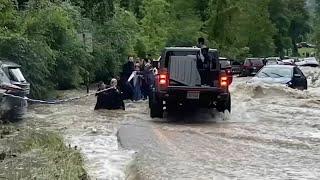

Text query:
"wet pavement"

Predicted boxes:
[[119, 67, 320, 180], [21, 67, 320, 179]]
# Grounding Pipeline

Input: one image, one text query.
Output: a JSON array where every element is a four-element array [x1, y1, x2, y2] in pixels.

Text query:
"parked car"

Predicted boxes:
[[0, 60, 30, 120], [149, 47, 232, 118], [266, 57, 282, 65], [295, 57, 319, 67], [281, 59, 296, 65], [241, 58, 264, 76], [219, 57, 233, 84], [248, 65, 307, 90], [231, 60, 242, 75]]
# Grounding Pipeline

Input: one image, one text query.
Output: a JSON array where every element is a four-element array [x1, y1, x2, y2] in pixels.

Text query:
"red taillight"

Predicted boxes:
[[158, 69, 169, 90], [220, 76, 228, 87], [220, 70, 231, 88], [159, 74, 167, 85]]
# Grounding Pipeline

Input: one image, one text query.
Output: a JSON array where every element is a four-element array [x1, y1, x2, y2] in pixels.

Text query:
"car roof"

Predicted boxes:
[[265, 65, 295, 69], [246, 58, 263, 60], [164, 47, 218, 52], [266, 57, 280, 60], [0, 59, 21, 68]]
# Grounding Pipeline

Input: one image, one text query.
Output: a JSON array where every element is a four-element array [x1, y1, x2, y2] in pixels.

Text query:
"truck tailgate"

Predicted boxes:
[[168, 86, 223, 92]]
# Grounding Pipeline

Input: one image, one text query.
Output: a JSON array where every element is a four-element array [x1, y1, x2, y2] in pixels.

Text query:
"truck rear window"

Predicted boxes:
[[164, 51, 218, 69]]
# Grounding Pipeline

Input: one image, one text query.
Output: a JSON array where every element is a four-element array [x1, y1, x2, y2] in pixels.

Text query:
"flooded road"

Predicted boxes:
[[119, 67, 320, 180], [22, 92, 145, 179], [21, 67, 320, 179]]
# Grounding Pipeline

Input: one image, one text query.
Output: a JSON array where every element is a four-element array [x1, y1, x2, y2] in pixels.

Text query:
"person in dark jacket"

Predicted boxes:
[[120, 56, 135, 100], [104, 79, 125, 110], [118, 72, 134, 100], [141, 63, 155, 100], [94, 81, 106, 110], [122, 56, 134, 79]]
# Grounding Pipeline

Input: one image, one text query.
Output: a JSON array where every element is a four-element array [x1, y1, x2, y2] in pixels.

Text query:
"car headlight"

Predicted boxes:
[[286, 81, 292, 87]]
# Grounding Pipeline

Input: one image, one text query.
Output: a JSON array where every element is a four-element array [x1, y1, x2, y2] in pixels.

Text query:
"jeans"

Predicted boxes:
[[133, 84, 142, 101]]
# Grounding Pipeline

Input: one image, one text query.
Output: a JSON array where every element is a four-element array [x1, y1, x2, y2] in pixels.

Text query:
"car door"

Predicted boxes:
[[292, 67, 307, 90]]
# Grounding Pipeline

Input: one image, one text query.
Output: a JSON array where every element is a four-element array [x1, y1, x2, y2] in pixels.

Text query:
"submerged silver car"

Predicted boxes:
[[0, 60, 30, 120], [248, 65, 308, 90]]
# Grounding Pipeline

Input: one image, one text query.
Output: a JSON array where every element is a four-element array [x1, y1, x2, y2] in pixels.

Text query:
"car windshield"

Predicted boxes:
[[257, 67, 292, 78], [9, 68, 26, 82], [220, 60, 231, 68]]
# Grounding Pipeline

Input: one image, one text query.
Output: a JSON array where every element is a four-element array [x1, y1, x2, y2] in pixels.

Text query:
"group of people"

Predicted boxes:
[[94, 55, 158, 110], [120, 55, 157, 101], [94, 79, 125, 110], [94, 37, 207, 111]]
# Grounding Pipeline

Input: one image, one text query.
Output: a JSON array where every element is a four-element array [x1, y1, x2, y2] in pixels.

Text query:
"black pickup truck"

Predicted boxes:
[[149, 47, 232, 118]]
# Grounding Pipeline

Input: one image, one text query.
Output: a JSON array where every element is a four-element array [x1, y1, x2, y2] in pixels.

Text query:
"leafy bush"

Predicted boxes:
[[0, 35, 55, 98]]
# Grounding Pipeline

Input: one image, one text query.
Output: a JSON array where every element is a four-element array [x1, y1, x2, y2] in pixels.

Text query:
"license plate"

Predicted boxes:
[[187, 91, 200, 99]]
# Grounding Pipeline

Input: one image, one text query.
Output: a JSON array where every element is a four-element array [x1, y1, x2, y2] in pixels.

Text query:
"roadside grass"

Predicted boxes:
[[0, 125, 88, 180]]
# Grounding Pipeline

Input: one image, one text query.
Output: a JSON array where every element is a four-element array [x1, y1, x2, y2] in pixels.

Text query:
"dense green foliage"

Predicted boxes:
[[0, 0, 315, 98]]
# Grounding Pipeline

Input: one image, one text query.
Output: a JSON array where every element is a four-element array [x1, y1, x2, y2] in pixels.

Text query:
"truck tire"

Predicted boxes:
[[304, 81, 308, 90], [150, 93, 164, 118], [216, 94, 231, 113]]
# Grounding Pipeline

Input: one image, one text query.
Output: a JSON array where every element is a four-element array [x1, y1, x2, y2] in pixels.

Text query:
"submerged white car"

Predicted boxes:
[[295, 57, 319, 67]]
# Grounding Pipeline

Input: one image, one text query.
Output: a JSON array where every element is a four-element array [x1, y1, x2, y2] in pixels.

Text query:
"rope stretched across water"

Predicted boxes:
[[0, 87, 116, 104]]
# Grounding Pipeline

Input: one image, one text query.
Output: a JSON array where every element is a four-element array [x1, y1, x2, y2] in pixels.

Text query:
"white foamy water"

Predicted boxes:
[[23, 92, 145, 180], [67, 134, 135, 180]]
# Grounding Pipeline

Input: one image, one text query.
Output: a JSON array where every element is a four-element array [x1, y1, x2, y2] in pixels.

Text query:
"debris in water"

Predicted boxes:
[[0, 152, 6, 161]]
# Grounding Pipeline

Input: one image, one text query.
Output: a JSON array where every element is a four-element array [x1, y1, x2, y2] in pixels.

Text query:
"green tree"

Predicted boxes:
[[195, 0, 210, 22], [268, 0, 292, 57], [22, 1, 91, 89], [0, 0, 18, 33], [166, 0, 203, 47], [0, 35, 55, 98], [94, 8, 139, 81], [288, 0, 311, 55], [243, 0, 276, 57], [140, 0, 171, 56], [207, 0, 247, 58], [313, 0, 320, 55], [70, 0, 115, 23]]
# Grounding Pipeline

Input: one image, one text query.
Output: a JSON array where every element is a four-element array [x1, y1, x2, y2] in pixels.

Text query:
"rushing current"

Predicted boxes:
[[22, 67, 320, 180]]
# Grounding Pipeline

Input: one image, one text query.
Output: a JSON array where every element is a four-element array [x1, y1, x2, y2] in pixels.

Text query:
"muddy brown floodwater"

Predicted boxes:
[[20, 67, 320, 180], [21, 91, 145, 179], [119, 67, 320, 180]]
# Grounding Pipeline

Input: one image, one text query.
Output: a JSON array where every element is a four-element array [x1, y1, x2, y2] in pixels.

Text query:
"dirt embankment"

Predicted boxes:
[[0, 121, 88, 180]]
